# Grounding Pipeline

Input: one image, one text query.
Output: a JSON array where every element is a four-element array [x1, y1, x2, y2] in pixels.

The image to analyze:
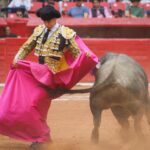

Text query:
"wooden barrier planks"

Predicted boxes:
[[0, 38, 150, 83]]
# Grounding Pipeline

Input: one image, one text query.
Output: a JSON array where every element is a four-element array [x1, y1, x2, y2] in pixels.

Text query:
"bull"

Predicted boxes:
[[90, 52, 150, 143], [50, 52, 150, 143]]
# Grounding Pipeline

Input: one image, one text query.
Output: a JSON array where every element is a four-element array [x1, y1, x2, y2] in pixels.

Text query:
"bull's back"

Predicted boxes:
[[92, 53, 148, 99]]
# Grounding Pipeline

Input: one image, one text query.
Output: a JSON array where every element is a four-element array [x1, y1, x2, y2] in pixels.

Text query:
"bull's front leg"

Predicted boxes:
[[90, 105, 102, 143], [145, 96, 150, 125], [133, 107, 144, 138]]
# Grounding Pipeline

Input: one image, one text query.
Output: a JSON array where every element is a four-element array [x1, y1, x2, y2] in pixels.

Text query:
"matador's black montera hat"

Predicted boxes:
[[36, 5, 61, 21]]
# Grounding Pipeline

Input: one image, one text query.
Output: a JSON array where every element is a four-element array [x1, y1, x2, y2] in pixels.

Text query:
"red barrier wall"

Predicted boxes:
[[27, 18, 150, 38], [0, 38, 150, 83], [6, 18, 30, 37], [1, 18, 150, 38], [82, 38, 150, 82]]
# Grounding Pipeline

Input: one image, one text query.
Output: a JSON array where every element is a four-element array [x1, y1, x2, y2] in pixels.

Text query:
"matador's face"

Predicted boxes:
[[43, 18, 57, 29]]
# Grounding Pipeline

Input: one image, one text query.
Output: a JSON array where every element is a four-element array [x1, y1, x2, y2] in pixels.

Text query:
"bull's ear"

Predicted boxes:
[[96, 62, 101, 69]]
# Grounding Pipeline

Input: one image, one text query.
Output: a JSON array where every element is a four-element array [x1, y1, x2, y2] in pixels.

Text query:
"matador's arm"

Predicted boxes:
[[68, 37, 80, 58], [14, 25, 44, 61], [61, 26, 80, 58]]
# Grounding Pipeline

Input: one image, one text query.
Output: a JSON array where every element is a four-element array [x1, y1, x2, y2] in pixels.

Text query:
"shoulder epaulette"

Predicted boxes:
[[33, 25, 45, 36], [61, 26, 76, 40]]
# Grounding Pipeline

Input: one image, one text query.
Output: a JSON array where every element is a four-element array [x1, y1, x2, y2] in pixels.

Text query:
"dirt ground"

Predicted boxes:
[[0, 86, 150, 150]]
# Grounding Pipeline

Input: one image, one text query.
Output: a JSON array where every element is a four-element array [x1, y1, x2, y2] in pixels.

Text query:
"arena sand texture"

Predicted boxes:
[[0, 86, 150, 150]]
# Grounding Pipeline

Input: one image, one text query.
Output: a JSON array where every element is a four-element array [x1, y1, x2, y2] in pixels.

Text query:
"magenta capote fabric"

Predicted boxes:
[[0, 36, 98, 142]]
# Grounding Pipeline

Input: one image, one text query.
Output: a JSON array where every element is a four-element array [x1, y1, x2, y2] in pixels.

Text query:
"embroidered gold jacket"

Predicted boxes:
[[15, 25, 80, 73]]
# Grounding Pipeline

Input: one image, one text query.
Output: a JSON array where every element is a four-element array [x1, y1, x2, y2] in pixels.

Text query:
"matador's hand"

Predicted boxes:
[[12, 58, 18, 67]]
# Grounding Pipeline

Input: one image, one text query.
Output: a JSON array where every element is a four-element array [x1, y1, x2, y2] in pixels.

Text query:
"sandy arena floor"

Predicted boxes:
[[0, 86, 150, 150]]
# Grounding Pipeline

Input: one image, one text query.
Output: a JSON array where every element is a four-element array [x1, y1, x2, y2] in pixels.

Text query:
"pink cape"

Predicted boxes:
[[0, 36, 98, 142]]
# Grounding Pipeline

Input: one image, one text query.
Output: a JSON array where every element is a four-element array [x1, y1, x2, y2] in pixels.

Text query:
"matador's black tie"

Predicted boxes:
[[39, 29, 50, 64], [42, 29, 50, 44]]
